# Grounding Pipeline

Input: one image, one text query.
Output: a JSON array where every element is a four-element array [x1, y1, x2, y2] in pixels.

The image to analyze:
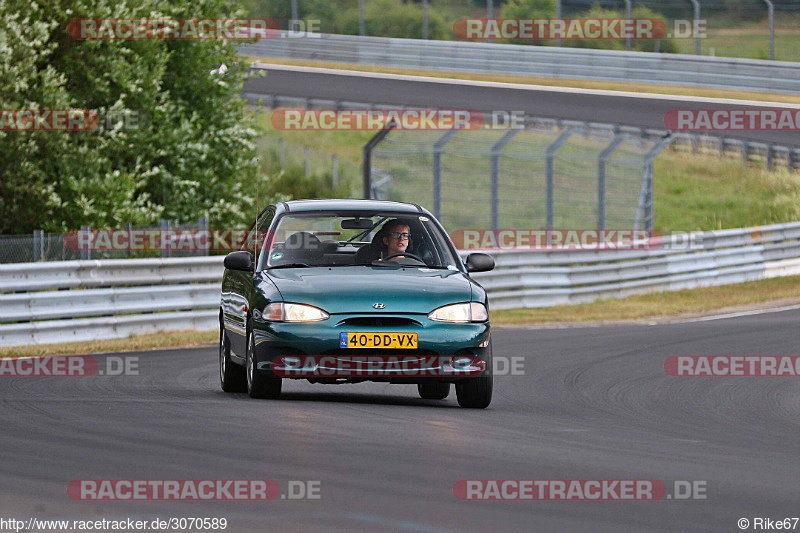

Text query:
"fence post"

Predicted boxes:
[[125, 222, 132, 258], [545, 129, 578, 233], [624, 0, 632, 51], [362, 122, 397, 199], [689, 0, 701, 55], [199, 216, 208, 256], [80, 225, 91, 260], [161, 219, 171, 258], [33, 229, 44, 262], [763, 0, 774, 60], [636, 135, 675, 231], [490, 129, 520, 230], [359, 0, 365, 36], [304, 146, 310, 178], [765, 145, 773, 171], [598, 134, 626, 230], [422, 0, 429, 39], [432, 129, 461, 221], [279, 139, 285, 167], [555, 0, 562, 47], [332, 155, 339, 190], [291, 0, 299, 32]]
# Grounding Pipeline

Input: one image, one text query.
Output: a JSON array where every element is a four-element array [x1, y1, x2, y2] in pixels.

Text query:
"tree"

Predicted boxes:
[[0, 0, 260, 233]]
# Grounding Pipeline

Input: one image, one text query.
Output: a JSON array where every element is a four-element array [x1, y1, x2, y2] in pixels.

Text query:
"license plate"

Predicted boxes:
[[340, 332, 418, 349]]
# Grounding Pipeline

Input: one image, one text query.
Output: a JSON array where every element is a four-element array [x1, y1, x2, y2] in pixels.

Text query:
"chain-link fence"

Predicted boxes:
[[257, 135, 361, 196], [369, 120, 674, 233], [0, 218, 211, 264]]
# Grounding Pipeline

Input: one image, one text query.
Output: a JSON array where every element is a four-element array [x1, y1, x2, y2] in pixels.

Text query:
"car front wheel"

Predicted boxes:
[[455, 347, 493, 409], [246, 323, 282, 399]]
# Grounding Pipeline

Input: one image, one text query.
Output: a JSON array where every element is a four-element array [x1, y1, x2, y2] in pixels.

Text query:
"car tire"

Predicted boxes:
[[246, 322, 282, 399], [455, 347, 493, 409], [417, 381, 450, 400], [219, 326, 246, 393]]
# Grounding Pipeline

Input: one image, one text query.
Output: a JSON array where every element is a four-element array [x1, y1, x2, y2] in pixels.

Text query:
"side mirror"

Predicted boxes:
[[224, 251, 254, 272], [465, 253, 495, 273]]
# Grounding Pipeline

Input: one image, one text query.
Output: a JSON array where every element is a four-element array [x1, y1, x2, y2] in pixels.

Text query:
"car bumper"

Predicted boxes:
[[252, 314, 491, 383]]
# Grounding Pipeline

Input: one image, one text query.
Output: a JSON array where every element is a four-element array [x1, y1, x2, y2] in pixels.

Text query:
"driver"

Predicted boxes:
[[381, 219, 412, 259]]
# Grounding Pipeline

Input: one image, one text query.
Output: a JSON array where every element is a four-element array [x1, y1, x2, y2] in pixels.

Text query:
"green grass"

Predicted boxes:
[[673, 27, 800, 61]]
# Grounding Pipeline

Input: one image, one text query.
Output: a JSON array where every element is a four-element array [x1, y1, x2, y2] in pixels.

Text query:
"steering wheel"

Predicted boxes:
[[383, 252, 425, 263]]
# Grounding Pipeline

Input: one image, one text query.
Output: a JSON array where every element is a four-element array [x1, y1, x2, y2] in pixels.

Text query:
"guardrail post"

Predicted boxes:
[[765, 145, 773, 171], [358, 0, 365, 36], [80, 225, 91, 260], [332, 155, 339, 189], [432, 129, 461, 221], [304, 146, 310, 177], [362, 122, 397, 199], [763, 0, 774, 60], [33, 229, 44, 262], [490, 129, 520, 230], [546, 129, 578, 233], [291, 0, 299, 32], [598, 134, 626, 230], [279, 139, 285, 167]]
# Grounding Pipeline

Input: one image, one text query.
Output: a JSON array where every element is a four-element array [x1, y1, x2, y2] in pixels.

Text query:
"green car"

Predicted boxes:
[[219, 199, 495, 408]]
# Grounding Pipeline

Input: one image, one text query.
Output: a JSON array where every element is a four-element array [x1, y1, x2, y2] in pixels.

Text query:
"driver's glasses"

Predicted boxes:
[[388, 232, 411, 240]]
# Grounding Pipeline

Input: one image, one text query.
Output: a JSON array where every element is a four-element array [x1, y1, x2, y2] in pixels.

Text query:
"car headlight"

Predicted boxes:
[[264, 302, 329, 322], [428, 302, 488, 323]]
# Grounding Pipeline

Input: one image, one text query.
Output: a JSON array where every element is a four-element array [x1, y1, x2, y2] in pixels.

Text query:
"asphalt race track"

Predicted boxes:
[[244, 64, 800, 149], [2, 309, 798, 532]]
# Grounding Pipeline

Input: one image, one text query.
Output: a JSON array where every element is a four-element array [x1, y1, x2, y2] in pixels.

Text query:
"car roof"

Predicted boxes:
[[278, 199, 425, 214]]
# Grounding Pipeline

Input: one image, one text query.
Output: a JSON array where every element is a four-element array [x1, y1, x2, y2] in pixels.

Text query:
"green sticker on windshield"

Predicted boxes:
[[271, 252, 283, 260]]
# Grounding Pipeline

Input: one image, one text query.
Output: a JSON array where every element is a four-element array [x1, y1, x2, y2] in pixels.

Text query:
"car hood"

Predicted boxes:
[[265, 266, 473, 315]]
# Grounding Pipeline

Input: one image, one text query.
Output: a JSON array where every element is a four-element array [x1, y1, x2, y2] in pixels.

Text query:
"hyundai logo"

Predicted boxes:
[[372, 303, 386, 309]]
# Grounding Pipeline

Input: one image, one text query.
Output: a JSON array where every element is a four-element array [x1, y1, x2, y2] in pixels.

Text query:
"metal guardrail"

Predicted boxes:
[[239, 32, 800, 94], [469, 222, 800, 309], [2, 222, 800, 346]]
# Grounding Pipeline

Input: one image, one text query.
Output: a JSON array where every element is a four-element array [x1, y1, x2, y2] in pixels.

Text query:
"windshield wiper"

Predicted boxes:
[[265, 263, 310, 269]]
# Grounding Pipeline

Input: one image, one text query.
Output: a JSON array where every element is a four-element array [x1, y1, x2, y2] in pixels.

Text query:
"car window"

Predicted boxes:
[[262, 214, 460, 269]]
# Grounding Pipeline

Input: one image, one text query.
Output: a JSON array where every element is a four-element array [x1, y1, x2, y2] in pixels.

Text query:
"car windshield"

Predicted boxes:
[[259, 213, 461, 270]]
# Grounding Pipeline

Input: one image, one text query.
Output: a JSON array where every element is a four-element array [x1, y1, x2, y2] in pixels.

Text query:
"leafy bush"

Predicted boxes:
[[0, 0, 261, 233]]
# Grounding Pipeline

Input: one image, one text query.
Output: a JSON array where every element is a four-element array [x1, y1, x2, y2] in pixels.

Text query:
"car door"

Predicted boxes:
[[224, 206, 276, 357]]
